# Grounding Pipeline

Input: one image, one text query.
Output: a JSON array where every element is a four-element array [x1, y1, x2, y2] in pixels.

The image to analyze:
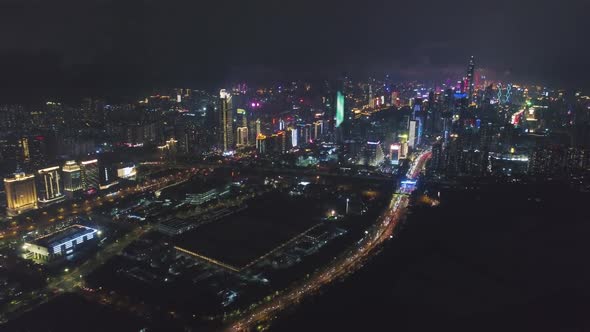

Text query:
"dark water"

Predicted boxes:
[[272, 182, 590, 332]]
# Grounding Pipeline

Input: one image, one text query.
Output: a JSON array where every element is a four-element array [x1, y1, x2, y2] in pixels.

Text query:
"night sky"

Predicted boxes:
[[0, 0, 588, 100]]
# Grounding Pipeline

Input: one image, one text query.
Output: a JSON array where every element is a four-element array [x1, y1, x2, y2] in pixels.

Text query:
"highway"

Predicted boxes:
[[0, 168, 199, 245], [225, 150, 432, 331]]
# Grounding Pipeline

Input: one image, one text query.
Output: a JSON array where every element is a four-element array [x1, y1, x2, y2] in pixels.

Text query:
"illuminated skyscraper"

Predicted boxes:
[[335, 91, 345, 128], [408, 120, 417, 148], [313, 120, 324, 140], [19, 137, 30, 162], [236, 109, 249, 147], [277, 131, 287, 153], [256, 134, 267, 155], [62, 161, 82, 198], [237, 108, 248, 128], [236, 127, 249, 147], [4, 172, 38, 216], [466, 56, 475, 102], [37, 166, 64, 206], [289, 127, 298, 147], [279, 118, 285, 131], [80, 159, 99, 192], [389, 144, 401, 165], [255, 119, 261, 136], [219, 89, 234, 151], [366, 141, 385, 166]]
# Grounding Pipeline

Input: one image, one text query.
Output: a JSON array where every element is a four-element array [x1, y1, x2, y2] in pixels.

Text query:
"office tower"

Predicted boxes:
[[277, 131, 287, 153], [400, 142, 409, 159], [158, 139, 178, 161], [62, 160, 82, 198], [237, 108, 248, 128], [366, 141, 385, 166], [256, 134, 267, 155], [37, 166, 64, 206], [389, 144, 401, 165], [19, 137, 30, 162], [204, 105, 218, 146], [255, 119, 262, 136], [219, 89, 234, 151], [236, 127, 249, 147], [80, 159, 99, 192], [408, 120, 417, 148], [444, 134, 463, 176], [174, 114, 200, 154], [4, 172, 38, 216], [429, 140, 444, 173], [466, 56, 475, 103], [289, 127, 298, 147], [304, 124, 312, 144], [313, 121, 324, 140], [99, 163, 118, 190], [335, 91, 345, 128]]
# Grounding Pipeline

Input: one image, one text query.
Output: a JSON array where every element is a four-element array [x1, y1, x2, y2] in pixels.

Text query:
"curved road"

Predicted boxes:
[[226, 150, 431, 331]]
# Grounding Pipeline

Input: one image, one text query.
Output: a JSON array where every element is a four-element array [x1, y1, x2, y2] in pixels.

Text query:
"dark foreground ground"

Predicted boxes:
[[271, 181, 590, 332], [0, 293, 146, 332]]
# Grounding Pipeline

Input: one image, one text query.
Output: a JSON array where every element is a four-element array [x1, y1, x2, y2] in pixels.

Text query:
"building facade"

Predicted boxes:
[[4, 172, 38, 216]]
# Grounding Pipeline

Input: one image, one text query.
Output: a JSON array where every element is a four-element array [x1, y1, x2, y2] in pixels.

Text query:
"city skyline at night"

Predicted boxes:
[[0, 1, 589, 331]]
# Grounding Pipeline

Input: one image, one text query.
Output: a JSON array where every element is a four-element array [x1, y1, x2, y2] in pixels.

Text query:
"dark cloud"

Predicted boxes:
[[0, 0, 588, 99]]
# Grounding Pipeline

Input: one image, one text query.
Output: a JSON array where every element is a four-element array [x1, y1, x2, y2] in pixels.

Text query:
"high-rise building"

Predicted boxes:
[[389, 144, 401, 165], [256, 134, 267, 155], [289, 127, 298, 147], [255, 119, 261, 137], [236, 127, 249, 147], [313, 120, 324, 140], [99, 163, 118, 190], [19, 137, 30, 162], [366, 141, 385, 166], [335, 91, 345, 128], [400, 142, 409, 159], [408, 120, 417, 148], [219, 89, 234, 151], [429, 140, 444, 173], [80, 159, 99, 192], [237, 108, 248, 128], [305, 124, 312, 143], [276, 131, 287, 153], [37, 166, 64, 206], [466, 56, 475, 103], [62, 161, 82, 198], [4, 172, 38, 217]]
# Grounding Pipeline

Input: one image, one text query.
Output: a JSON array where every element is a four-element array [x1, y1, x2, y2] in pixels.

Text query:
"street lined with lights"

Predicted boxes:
[[227, 151, 431, 331]]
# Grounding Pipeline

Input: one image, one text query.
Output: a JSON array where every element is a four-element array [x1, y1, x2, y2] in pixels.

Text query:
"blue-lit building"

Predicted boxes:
[[23, 225, 99, 262]]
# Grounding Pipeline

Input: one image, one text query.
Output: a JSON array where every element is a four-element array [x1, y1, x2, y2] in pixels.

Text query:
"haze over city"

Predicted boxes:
[[0, 1, 588, 331]]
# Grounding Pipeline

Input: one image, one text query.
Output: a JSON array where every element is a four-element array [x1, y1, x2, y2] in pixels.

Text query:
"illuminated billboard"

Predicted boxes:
[[117, 166, 137, 179]]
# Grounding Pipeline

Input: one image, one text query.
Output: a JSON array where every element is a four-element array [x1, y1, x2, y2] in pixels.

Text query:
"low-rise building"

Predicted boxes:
[[23, 225, 98, 262]]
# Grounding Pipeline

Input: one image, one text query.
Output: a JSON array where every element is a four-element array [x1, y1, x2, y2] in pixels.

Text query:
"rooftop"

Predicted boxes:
[[31, 225, 97, 248], [174, 193, 322, 271]]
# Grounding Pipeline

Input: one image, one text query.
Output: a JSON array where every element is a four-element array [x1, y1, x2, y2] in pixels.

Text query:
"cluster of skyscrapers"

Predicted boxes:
[[4, 159, 99, 216]]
